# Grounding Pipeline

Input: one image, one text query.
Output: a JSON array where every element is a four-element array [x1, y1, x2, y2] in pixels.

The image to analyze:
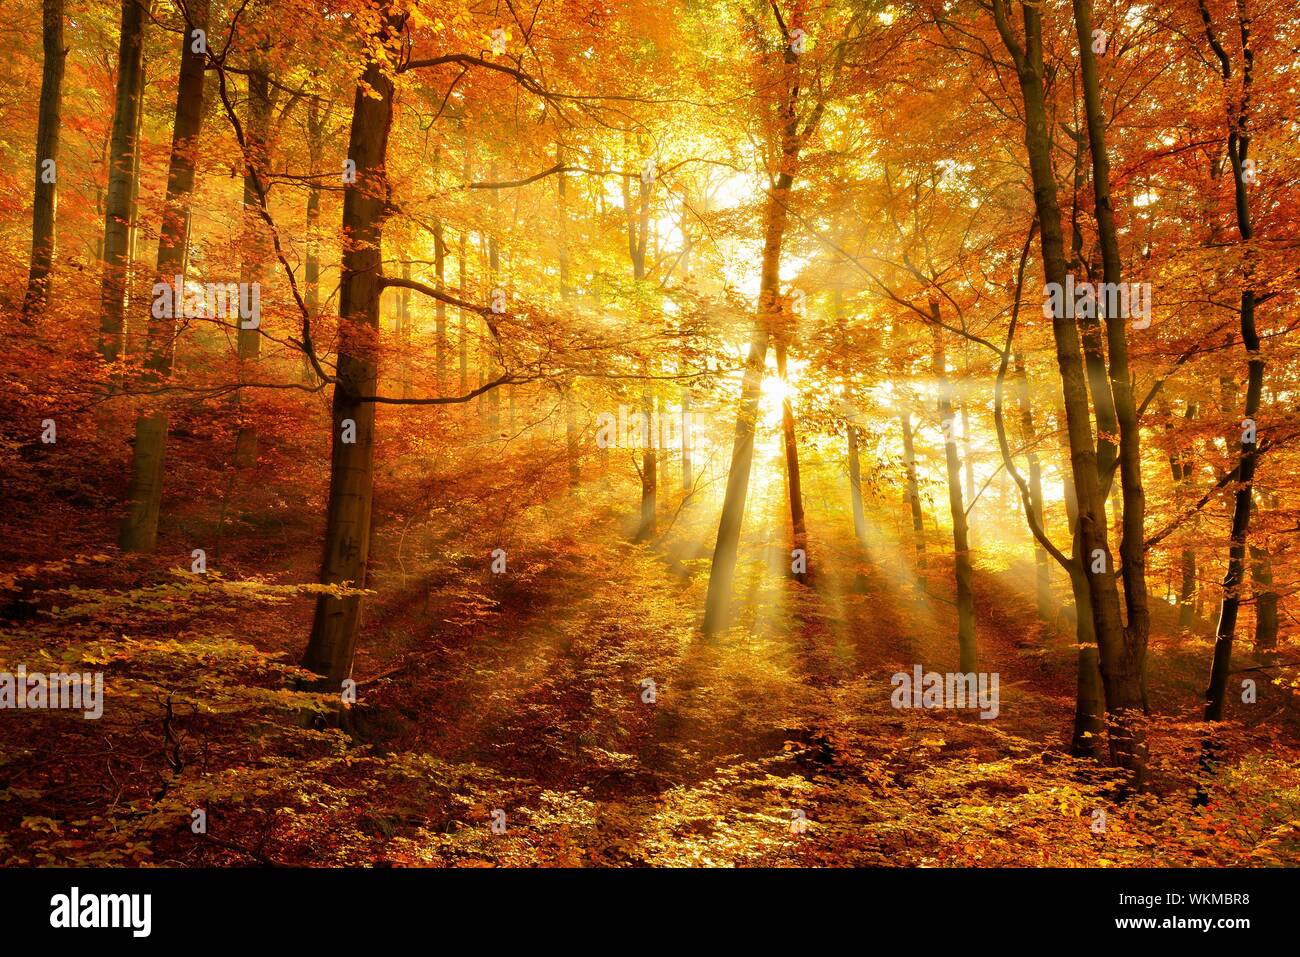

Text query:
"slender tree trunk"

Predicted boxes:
[[1249, 491, 1278, 650], [680, 195, 695, 492], [433, 226, 446, 391], [831, 284, 865, 549], [23, 0, 67, 319], [302, 12, 404, 684], [961, 402, 975, 503], [234, 65, 271, 469], [701, 168, 791, 633], [1056, 411, 1106, 759], [557, 140, 571, 298], [557, 153, 579, 488], [1164, 400, 1200, 628], [776, 340, 808, 561], [565, 386, 580, 488], [459, 129, 471, 395], [1251, 552, 1278, 651], [623, 155, 658, 541], [118, 0, 208, 553], [399, 256, 412, 398], [301, 99, 324, 384], [847, 422, 867, 546], [991, 0, 1144, 776], [637, 394, 657, 540], [700, 21, 818, 633], [1204, 0, 1263, 722], [933, 317, 976, 672], [124, 53, 147, 330], [1205, 327, 1263, 719], [1074, 0, 1151, 703], [486, 175, 502, 431], [901, 409, 925, 571], [1014, 351, 1052, 618], [96, 0, 147, 364], [681, 386, 693, 490], [458, 227, 469, 394]]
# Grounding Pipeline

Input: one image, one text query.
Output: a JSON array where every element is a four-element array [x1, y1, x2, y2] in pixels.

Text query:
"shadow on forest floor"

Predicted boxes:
[[3, 445, 1300, 866]]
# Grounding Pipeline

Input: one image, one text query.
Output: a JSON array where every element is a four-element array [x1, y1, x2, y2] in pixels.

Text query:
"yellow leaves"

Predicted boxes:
[[20, 816, 61, 834]]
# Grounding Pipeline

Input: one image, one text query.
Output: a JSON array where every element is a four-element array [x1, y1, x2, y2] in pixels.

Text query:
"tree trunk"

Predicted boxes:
[[933, 317, 977, 672], [565, 386, 580, 488], [459, 131, 471, 395], [301, 12, 403, 685], [901, 409, 925, 571], [485, 175, 502, 431], [637, 394, 657, 541], [623, 154, 658, 542], [433, 226, 446, 391], [776, 340, 807, 557], [1203, 0, 1263, 722], [701, 22, 813, 634], [301, 99, 324, 384], [1013, 351, 1052, 618], [681, 387, 693, 490], [961, 401, 975, 503], [124, 52, 147, 330], [991, 0, 1144, 776], [400, 256, 413, 398], [234, 65, 272, 468], [1074, 0, 1151, 703], [96, 0, 146, 364], [118, 0, 208, 553], [23, 0, 67, 319], [1071, 644, 1107, 758], [701, 169, 790, 633], [1164, 400, 1199, 628], [847, 421, 867, 546], [1250, 557, 1277, 654], [458, 226, 469, 394]]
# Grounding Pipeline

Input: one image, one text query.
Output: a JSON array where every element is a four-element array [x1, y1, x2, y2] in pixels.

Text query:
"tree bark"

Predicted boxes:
[[991, 0, 1145, 776], [23, 0, 67, 319], [702, 15, 815, 633], [96, 0, 147, 364], [433, 226, 446, 392], [623, 152, 657, 542], [901, 409, 925, 571], [400, 256, 413, 398], [1204, 0, 1263, 722], [1013, 351, 1052, 618], [234, 64, 272, 468], [933, 316, 977, 672], [1073, 0, 1151, 688], [459, 129, 471, 394], [776, 339, 808, 562], [124, 52, 147, 331], [301, 97, 325, 384], [302, 11, 404, 684], [1163, 399, 1199, 628], [118, 0, 209, 553], [702, 171, 790, 632]]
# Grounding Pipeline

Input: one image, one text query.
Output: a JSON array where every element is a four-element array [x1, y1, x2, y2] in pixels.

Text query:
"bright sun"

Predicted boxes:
[[760, 374, 792, 404]]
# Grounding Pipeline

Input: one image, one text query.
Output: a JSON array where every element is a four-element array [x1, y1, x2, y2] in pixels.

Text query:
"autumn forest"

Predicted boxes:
[[2, 0, 1300, 876]]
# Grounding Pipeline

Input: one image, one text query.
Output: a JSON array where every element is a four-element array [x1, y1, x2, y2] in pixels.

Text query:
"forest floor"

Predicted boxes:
[[3, 424, 1300, 867]]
